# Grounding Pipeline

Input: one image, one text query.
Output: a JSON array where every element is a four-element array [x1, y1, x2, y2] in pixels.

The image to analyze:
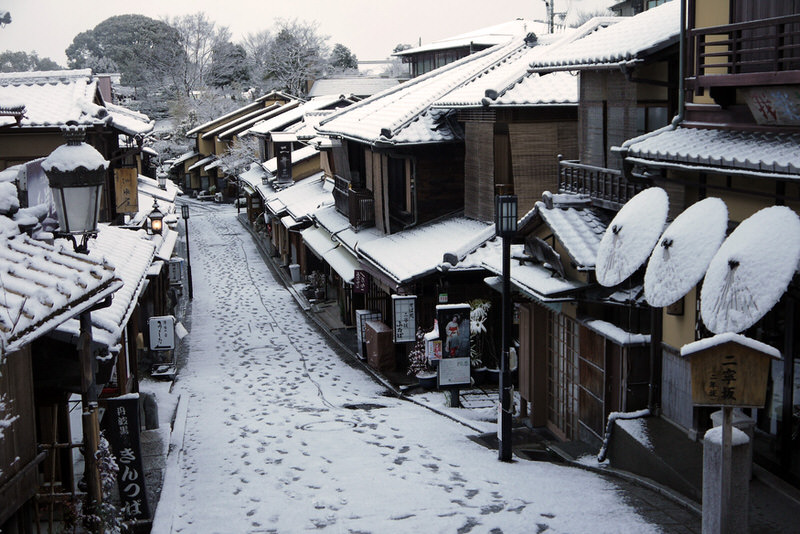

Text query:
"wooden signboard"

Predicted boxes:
[[114, 167, 139, 215], [688, 340, 775, 408]]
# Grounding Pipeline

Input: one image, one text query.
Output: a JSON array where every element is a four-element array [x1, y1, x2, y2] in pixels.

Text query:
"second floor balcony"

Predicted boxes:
[[689, 13, 800, 91], [558, 159, 646, 210], [333, 174, 375, 229]]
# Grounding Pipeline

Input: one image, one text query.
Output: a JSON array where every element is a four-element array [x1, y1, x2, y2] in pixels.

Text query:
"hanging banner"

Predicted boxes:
[[114, 167, 139, 215], [276, 142, 292, 183], [102, 394, 150, 520], [392, 295, 416, 343], [436, 304, 471, 358]]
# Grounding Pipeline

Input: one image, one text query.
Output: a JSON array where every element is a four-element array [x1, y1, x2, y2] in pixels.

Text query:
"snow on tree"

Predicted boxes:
[[329, 43, 358, 73], [164, 12, 233, 97], [210, 42, 250, 89], [0, 50, 62, 72], [262, 19, 329, 97]]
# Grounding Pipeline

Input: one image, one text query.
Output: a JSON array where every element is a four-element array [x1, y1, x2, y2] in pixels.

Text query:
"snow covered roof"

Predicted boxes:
[[200, 102, 282, 140], [624, 126, 800, 178], [186, 91, 299, 136], [264, 173, 332, 222], [356, 216, 494, 286], [482, 244, 586, 302], [239, 162, 269, 192], [0, 69, 151, 134], [394, 19, 550, 57], [535, 196, 610, 270], [681, 332, 781, 360], [53, 224, 156, 349], [316, 40, 530, 146], [215, 102, 301, 140], [262, 145, 320, 175], [308, 78, 399, 98], [0, 235, 122, 352], [532, 1, 680, 71], [245, 95, 355, 137], [188, 155, 216, 172], [433, 35, 578, 109], [169, 150, 199, 170], [105, 102, 154, 136]]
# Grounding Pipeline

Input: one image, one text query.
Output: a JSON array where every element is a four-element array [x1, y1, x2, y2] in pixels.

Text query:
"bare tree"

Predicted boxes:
[[263, 19, 329, 97], [242, 30, 272, 92], [164, 12, 232, 96]]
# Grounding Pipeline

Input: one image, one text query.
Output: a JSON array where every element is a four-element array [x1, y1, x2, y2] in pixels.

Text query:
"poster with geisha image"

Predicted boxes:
[[436, 303, 470, 359]]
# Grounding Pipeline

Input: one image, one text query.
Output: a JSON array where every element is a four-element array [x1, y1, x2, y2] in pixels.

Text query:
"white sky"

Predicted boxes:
[[1, 0, 613, 66]]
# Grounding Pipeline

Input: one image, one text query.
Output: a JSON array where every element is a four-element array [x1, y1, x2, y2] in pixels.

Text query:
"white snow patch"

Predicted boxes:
[[680, 332, 781, 360], [704, 425, 750, 446]]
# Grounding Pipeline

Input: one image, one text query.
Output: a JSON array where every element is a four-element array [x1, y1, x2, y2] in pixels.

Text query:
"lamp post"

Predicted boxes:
[[42, 124, 108, 524], [149, 199, 164, 235], [180, 204, 194, 300], [495, 191, 517, 462], [157, 172, 167, 190]]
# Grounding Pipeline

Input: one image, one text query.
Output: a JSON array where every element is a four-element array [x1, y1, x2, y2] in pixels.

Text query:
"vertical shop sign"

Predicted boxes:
[[148, 316, 175, 350], [114, 167, 139, 215], [353, 270, 369, 294], [103, 395, 150, 520], [392, 295, 416, 343]]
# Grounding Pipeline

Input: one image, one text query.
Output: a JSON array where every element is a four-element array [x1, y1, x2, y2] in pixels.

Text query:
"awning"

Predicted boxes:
[[323, 246, 360, 284], [301, 226, 337, 259], [188, 155, 215, 172], [271, 131, 298, 143]]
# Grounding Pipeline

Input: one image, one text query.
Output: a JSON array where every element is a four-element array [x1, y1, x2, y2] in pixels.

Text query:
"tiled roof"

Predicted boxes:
[[433, 37, 578, 108], [308, 78, 400, 98], [316, 40, 526, 146], [537, 198, 610, 269], [264, 173, 332, 222], [0, 69, 151, 134], [532, 0, 680, 70], [624, 126, 800, 177], [0, 235, 122, 352], [357, 216, 494, 285], [394, 19, 551, 56], [53, 225, 156, 349], [186, 90, 299, 136], [262, 145, 320, 175], [200, 103, 282, 139], [245, 95, 354, 136]]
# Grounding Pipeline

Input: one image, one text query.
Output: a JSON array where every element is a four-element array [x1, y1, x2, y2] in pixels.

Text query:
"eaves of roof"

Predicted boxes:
[[201, 103, 282, 139]]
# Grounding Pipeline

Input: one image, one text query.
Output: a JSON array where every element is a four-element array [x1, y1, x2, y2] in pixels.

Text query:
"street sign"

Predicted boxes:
[[148, 316, 175, 351]]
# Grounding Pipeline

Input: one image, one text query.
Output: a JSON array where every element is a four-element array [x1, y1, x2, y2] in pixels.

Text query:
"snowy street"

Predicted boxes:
[[157, 201, 669, 533]]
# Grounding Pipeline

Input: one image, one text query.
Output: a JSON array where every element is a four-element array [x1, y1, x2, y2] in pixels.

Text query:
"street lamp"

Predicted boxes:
[[149, 199, 164, 235], [43, 124, 107, 253], [495, 191, 517, 462], [42, 124, 108, 522], [157, 172, 167, 190], [180, 204, 194, 300]]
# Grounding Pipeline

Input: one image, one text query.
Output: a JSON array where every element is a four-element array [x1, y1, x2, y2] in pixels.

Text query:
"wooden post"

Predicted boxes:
[[720, 406, 732, 534]]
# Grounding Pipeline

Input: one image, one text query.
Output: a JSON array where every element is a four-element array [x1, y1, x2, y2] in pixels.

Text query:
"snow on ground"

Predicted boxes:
[[156, 201, 663, 533]]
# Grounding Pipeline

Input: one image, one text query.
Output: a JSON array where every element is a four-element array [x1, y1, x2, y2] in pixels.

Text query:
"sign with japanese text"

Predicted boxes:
[[438, 357, 471, 388], [689, 341, 773, 408], [392, 295, 416, 343], [148, 316, 175, 351], [102, 395, 150, 520], [276, 142, 292, 183], [744, 86, 800, 126], [114, 167, 139, 215], [353, 270, 369, 294], [168, 258, 184, 285]]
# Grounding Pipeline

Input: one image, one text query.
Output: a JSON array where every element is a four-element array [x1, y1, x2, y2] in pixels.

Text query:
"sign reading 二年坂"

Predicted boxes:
[[683, 335, 780, 408], [392, 295, 416, 343], [102, 395, 150, 520], [148, 316, 175, 351], [114, 167, 139, 215]]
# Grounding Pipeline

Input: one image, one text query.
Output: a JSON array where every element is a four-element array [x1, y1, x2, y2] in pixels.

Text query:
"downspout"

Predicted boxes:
[[646, 0, 687, 415]]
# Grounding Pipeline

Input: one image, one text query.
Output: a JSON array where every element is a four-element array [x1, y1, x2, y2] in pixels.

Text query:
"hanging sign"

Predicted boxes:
[[353, 270, 369, 294], [148, 316, 175, 351], [114, 167, 139, 215], [168, 258, 184, 285], [392, 295, 416, 343], [102, 394, 150, 520]]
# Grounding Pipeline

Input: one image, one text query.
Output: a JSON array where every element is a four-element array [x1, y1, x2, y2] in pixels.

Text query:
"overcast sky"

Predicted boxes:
[[1, 0, 613, 67]]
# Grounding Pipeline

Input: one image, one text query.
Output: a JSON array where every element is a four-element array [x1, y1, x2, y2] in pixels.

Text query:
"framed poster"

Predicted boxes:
[[436, 303, 470, 359], [438, 357, 471, 388], [392, 295, 416, 343]]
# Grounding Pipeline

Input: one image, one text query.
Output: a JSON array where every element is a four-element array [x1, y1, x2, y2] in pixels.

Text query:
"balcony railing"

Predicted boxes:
[[558, 159, 645, 210], [332, 174, 375, 229], [690, 13, 800, 89]]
